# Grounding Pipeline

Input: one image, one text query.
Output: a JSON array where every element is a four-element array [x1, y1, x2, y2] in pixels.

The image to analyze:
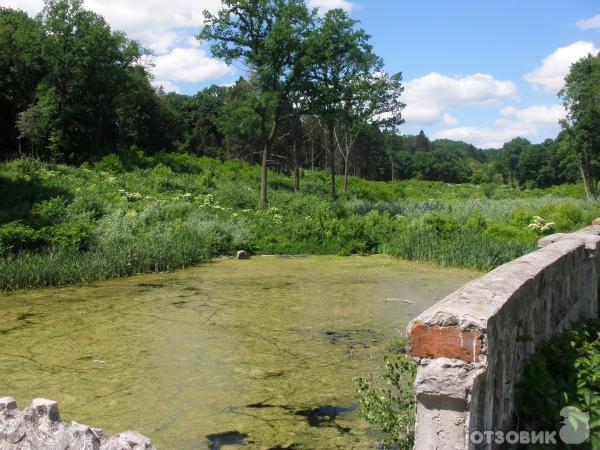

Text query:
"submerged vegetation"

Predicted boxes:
[[1, 151, 598, 292]]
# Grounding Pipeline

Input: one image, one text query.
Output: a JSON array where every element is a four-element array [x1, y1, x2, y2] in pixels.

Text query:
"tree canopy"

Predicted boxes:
[[559, 52, 600, 200]]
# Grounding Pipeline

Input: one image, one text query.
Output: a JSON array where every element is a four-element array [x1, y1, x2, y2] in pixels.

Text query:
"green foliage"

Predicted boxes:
[[30, 196, 68, 226], [1, 0, 178, 162], [559, 52, 600, 200], [0, 154, 598, 291], [0, 7, 45, 154], [95, 154, 125, 174], [0, 222, 41, 255], [517, 320, 600, 449], [355, 352, 417, 449], [0, 1, 595, 196]]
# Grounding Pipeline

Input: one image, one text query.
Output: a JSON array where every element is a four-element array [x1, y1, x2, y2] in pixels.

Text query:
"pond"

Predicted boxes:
[[0, 256, 479, 449]]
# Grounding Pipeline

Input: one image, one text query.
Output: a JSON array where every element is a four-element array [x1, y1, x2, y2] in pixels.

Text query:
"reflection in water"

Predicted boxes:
[[0, 256, 479, 449]]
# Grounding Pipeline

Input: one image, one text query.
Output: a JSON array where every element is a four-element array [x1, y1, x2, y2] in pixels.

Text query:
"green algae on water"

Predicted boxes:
[[0, 256, 479, 449]]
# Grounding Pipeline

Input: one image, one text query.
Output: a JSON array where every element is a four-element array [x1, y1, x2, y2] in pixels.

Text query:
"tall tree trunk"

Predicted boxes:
[[293, 141, 300, 192], [259, 118, 278, 209], [328, 121, 336, 200], [291, 119, 300, 192], [343, 157, 349, 193], [390, 155, 395, 182], [580, 162, 592, 200]]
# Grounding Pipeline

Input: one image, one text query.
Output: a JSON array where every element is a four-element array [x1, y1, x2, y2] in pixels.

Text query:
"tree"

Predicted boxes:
[[414, 130, 430, 152], [559, 52, 600, 200], [199, 0, 314, 208], [334, 71, 404, 192], [16, 102, 50, 155], [501, 137, 530, 187], [304, 8, 380, 199], [216, 78, 263, 161], [25, 0, 158, 162], [0, 7, 44, 158]]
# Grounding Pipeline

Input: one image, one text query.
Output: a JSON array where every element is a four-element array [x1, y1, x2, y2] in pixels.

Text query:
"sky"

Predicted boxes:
[[1, 0, 599, 148]]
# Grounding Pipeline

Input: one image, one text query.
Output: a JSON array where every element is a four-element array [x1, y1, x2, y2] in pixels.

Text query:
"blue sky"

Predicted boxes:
[[2, 0, 599, 148]]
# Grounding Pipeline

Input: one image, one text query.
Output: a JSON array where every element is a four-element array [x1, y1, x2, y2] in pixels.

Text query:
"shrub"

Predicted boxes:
[[67, 192, 106, 221], [31, 196, 69, 226], [421, 212, 460, 239], [0, 222, 40, 255], [484, 224, 537, 243], [95, 154, 125, 173], [40, 220, 95, 251], [355, 352, 417, 450], [517, 320, 599, 449]]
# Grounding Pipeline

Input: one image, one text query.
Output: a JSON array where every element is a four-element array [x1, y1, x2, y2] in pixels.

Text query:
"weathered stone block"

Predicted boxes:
[[0, 398, 155, 450]]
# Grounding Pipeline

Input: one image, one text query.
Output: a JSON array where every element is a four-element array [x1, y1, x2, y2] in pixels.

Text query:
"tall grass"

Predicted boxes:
[[0, 154, 598, 291]]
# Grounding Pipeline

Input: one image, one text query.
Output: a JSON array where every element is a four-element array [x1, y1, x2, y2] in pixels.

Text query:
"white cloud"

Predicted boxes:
[[0, 0, 223, 53], [442, 113, 458, 126], [498, 104, 565, 128], [402, 72, 517, 126], [307, 0, 354, 12], [153, 47, 235, 83], [0, 0, 41, 15], [84, 0, 222, 54], [434, 104, 565, 148], [576, 14, 600, 31], [524, 41, 599, 92], [0, 0, 236, 88]]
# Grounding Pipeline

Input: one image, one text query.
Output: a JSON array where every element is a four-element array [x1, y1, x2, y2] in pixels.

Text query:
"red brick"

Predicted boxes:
[[409, 321, 482, 363]]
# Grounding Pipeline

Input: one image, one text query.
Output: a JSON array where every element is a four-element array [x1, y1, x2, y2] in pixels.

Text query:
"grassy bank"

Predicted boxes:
[[1, 152, 599, 291]]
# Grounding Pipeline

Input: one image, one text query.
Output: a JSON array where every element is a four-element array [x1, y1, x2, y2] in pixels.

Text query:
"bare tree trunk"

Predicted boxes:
[[390, 155, 395, 182], [328, 121, 336, 200], [259, 118, 278, 209], [293, 141, 300, 192], [581, 163, 592, 200], [343, 157, 349, 193]]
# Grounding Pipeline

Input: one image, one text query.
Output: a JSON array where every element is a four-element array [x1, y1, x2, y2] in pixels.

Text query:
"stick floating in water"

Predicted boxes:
[[384, 298, 415, 304]]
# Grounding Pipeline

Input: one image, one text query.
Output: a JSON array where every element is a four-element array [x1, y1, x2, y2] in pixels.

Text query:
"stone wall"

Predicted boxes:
[[0, 397, 155, 450], [407, 221, 600, 449]]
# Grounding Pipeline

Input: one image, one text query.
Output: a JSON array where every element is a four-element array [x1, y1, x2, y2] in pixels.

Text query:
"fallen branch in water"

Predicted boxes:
[[384, 298, 415, 304]]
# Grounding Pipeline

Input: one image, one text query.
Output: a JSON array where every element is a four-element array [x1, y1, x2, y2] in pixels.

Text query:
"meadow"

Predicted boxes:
[[1, 150, 598, 292]]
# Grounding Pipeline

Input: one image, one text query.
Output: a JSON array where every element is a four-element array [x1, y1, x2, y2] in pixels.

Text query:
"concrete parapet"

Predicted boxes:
[[407, 221, 600, 449]]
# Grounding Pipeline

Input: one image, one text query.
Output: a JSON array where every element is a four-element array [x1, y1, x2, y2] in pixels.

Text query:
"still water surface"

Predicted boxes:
[[0, 256, 479, 449]]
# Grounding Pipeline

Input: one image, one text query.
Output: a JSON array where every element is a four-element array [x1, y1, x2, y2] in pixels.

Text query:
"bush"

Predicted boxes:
[[0, 222, 41, 255], [517, 320, 599, 449], [31, 196, 69, 226], [355, 352, 417, 450], [421, 212, 460, 239], [40, 220, 95, 251], [95, 154, 125, 173]]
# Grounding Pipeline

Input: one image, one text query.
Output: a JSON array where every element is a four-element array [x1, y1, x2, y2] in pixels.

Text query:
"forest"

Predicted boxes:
[[1, 0, 598, 203]]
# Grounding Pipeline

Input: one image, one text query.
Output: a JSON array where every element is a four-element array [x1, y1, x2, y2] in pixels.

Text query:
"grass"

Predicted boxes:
[[1, 151, 599, 291]]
